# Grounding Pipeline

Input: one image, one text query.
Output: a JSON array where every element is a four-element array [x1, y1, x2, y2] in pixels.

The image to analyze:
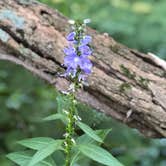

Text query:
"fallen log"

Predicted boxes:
[[0, 0, 166, 138]]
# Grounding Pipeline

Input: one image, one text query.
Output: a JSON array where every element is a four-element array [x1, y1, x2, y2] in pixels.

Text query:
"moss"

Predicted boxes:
[[162, 71, 166, 78], [120, 64, 150, 90], [0, 10, 25, 29], [120, 64, 136, 80], [110, 44, 121, 53], [119, 82, 132, 92], [0, 29, 10, 42], [137, 76, 149, 89]]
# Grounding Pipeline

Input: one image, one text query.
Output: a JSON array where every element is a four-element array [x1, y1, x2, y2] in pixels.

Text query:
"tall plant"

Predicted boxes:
[[7, 19, 124, 166]]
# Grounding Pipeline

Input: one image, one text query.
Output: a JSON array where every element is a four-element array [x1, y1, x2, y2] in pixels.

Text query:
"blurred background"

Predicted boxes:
[[0, 0, 166, 165]]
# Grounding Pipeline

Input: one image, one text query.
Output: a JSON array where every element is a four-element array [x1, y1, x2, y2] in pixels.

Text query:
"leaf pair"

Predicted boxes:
[[43, 113, 103, 143], [7, 151, 55, 166], [70, 128, 124, 166], [7, 137, 64, 166]]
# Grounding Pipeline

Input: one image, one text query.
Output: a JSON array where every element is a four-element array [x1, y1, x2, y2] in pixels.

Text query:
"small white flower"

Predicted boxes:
[[83, 18, 91, 24], [68, 83, 76, 92], [78, 26, 82, 30], [73, 99, 77, 104], [74, 115, 78, 120], [63, 133, 69, 137], [61, 91, 70, 95], [71, 138, 76, 144], [62, 109, 69, 115], [64, 141, 67, 147], [68, 19, 75, 24], [74, 115, 82, 121], [77, 116, 82, 121]]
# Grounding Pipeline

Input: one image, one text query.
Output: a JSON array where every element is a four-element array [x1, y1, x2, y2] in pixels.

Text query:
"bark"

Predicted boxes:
[[0, 0, 166, 138]]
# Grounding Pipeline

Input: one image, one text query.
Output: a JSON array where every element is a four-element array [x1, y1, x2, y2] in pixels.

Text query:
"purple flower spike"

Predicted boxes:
[[66, 31, 76, 41], [81, 35, 92, 45], [63, 20, 93, 81], [79, 45, 92, 57], [63, 46, 76, 56], [64, 54, 80, 69], [80, 57, 93, 74]]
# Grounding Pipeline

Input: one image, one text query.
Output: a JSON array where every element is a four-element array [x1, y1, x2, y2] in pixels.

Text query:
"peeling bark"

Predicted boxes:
[[0, 0, 166, 138]]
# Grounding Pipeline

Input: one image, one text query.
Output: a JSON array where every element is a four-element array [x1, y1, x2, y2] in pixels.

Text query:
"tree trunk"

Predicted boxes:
[[0, 0, 166, 138]]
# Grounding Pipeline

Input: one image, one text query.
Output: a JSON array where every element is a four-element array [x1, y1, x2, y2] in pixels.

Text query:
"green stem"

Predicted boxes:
[[64, 93, 76, 166], [64, 20, 84, 166]]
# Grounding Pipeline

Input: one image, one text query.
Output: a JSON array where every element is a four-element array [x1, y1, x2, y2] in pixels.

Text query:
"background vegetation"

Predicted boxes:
[[0, 0, 166, 165]]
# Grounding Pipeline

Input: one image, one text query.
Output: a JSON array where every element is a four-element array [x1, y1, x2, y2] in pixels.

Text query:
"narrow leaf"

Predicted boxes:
[[70, 152, 80, 166], [71, 129, 111, 165], [6, 151, 56, 166], [56, 95, 71, 114], [77, 122, 103, 143], [28, 140, 63, 166], [43, 113, 67, 123], [76, 129, 111, 144], [78, 144, 124, 166], [17, 137, 56, 150]]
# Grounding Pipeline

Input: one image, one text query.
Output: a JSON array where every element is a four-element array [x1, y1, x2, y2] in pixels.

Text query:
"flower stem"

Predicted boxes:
[[64, 93, 76, 166]]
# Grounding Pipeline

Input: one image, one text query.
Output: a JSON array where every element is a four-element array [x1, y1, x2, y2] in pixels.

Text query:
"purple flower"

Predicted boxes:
[[79, 45, 92, 57], [66, 32, 76, 41], [80, 35, 92, 45], [63, 46, 76, 56], [79, 56, 92, 74], [65, 67, 77, 77], [64, 54, 92, 75], [64, 54, 80, 69]]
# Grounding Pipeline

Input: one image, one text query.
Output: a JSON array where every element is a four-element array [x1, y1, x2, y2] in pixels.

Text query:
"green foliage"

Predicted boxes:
[[8, 138, 63, 166], [27, 140, 63, 166], [77, 121, 103, 143], [43, 113, 67, 124], [71, 129, 111, 165], [77, 144, 123, 166], [17, 137, 57, 150], [7, 151, 56, 166], [7, 93, 121, 166]]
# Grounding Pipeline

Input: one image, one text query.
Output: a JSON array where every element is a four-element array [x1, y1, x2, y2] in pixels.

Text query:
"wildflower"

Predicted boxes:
[[79, 56, 92, 74], [80, 35, 92, 45], [71, 138, 76, 144], [66, 32, 76, 41], [63, 109, 69, 115], [68, 19, 75, 24], [83, 18, 91, 24], [63, 19, 93, 81], [79, 45, 92, 56], [74, 115, 82, 121], [63, 133, 69, 137], [63, 46, 76, 56]]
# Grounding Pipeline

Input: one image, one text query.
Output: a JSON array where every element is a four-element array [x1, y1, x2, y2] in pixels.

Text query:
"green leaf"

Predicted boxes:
[[6, 151, 56, 166], [77, 121, 103, 143], [78, 144, 124, 166], [70, 151, 80, 166], [17, 137, 56, 150], [27, 140, 63, 166], [56, 95, 71, 114], [76, 129, 111, 145], [43, 113, 67, 123], [71, 129, 111, 165]]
